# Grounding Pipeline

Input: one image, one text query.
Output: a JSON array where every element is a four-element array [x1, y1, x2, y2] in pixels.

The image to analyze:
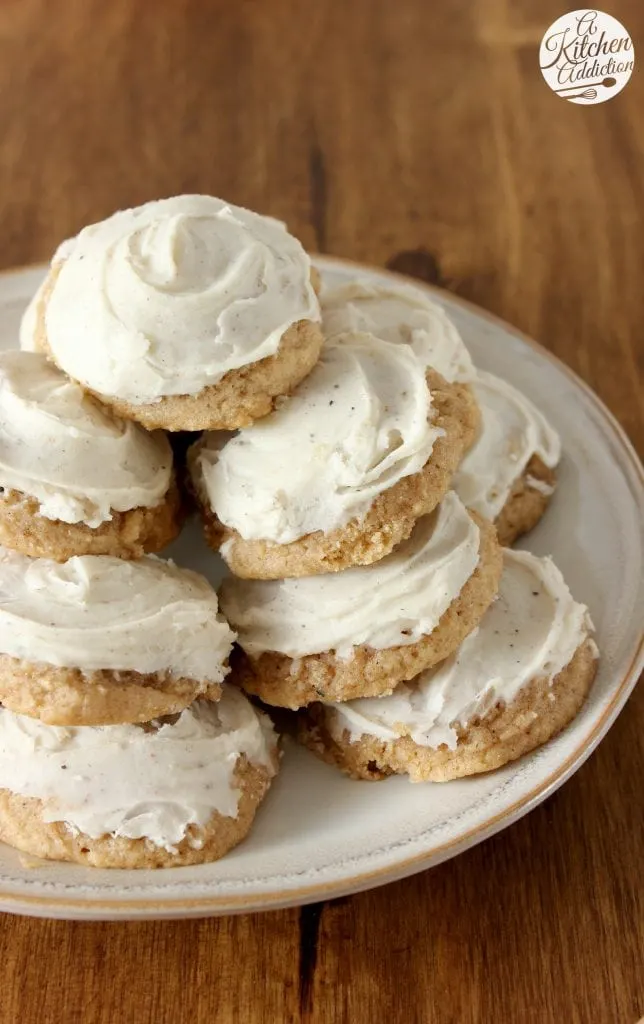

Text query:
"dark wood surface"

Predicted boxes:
[[0, 1, 642, 1021]]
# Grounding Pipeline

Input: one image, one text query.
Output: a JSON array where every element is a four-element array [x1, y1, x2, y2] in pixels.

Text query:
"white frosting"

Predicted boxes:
[[0, 548, 234, 682], [526, 475, 555, 497], [194, 333, 443, 544], [219, 492, 480, 658], [321, 279, 475, 383], [44, 195, 320, 403], [0, 688, 277, 852], [453, 371, 561, 519], [0, 351, 172, 526], [330, 549, 594, 751], [19, 280, 45, 352]]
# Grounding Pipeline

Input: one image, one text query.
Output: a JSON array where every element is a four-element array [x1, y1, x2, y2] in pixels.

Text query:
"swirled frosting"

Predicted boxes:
[[329, 550, 595, 750], [321, 279, 475, 383], [0, 351, 172, 526], [0, 688, 277, 851], [193, 333, 443, 543], [453, 372, 561, 519], [0, 547, 235, 682], [219, 492, 481, 658], [44, 195, 320, 403]]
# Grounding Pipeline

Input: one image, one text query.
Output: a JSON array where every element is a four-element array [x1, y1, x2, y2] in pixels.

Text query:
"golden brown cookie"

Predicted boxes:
[[196, 371, 480, 579], [0, 653, 224, 727], [0, 755, 276, 869], [0, 480, 183, 562], [227, 513, 502, 709], [0, 545, 234, 725], [35, 262, 324, 432], [298, 639, 597, 782], [495, 455, 557, 546]]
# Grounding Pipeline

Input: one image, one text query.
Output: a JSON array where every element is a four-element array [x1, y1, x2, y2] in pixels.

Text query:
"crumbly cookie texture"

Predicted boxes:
[[0, 480, 183, 562], [199, 370, 480, 578], [228, 513, 502, 709], [0, 755, 276, 868], [35, 261, 324, 432], [495, 455, 557, 546], [298, 639, 597, 781], [0, 653, 223, 727]]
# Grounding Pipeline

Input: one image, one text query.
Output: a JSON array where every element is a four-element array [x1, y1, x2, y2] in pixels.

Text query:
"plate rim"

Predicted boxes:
[[0, 257, 642, 919]]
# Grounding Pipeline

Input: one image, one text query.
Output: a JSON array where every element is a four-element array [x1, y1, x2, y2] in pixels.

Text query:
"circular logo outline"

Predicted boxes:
[[540, 9, 634, 104]]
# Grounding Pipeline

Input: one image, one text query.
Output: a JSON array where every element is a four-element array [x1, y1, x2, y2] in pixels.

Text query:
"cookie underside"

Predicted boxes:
[[495, 455, 557, 547]]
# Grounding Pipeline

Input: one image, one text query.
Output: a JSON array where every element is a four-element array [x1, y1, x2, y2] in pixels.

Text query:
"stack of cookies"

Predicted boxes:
[[198, 275, 597, 782], [0, 194, 329, 867], [0, 192, 599, 871]]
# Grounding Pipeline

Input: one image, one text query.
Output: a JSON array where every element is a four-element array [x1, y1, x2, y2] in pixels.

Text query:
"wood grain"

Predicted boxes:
[[0, 0, 642, 1021]]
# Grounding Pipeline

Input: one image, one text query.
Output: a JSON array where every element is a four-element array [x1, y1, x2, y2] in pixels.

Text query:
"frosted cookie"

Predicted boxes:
[[220, 492, 502, 708], [35, 195, 323, 431], [0, 351, 181, 561], [190, 336, 479, 579], [453, 372, 561, 545], [0, 548, 235, 726], [300, 550, 598, 781], [0, 688, 279, 868], [321, 277, 475, 383]]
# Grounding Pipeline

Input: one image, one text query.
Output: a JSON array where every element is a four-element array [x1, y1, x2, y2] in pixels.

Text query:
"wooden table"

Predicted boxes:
[[0, 1, 642, 1021]]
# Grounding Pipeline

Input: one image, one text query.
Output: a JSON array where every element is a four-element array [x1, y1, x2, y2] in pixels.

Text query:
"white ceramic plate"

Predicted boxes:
[[0, 259, 642, 921]]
